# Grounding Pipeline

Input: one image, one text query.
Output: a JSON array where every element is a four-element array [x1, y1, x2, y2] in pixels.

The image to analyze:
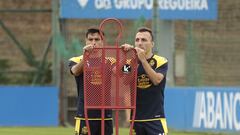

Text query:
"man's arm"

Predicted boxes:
[[70, 44, 95, 76], [71, 60, 84, 76], [120, 44, 162, 84], [141, 60, 164, 85], [135, 47, 164, 85]]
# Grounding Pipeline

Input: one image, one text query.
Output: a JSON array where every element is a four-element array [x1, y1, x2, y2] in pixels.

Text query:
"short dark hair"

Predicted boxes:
[[85, 27, 104, 38], [137, 27, 154, 41]]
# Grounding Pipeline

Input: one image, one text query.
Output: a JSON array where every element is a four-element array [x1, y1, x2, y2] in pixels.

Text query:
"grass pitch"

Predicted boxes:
[[0, 127, 236, 135]]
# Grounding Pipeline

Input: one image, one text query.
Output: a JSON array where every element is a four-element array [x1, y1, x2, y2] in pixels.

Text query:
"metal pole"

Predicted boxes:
[[52, 0, 66, 126], [152, 0, 175, 86], [152, 0, 160, 53], [51, 0, 59, 86]]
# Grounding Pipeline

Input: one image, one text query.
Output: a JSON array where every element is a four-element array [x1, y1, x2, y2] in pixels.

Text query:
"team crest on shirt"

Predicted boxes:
[[81, 126, 88, 134], [131, 129, 136, 134], [149, 59, 157, 67], [137, 74, 152, 89]]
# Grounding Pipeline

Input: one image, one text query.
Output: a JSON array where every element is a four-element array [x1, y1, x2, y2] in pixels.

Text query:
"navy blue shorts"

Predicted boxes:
[[75, 117, 113, 135], [133, 118, 168, 135]]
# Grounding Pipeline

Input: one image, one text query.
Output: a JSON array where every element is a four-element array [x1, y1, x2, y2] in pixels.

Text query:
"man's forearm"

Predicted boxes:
[[71, 61, 84, 76], [141, 60, 163, 85]]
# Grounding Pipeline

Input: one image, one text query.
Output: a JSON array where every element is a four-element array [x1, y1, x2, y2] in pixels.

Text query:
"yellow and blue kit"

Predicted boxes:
[[69, 55, 113, 135], [133, 54, 168, 135]]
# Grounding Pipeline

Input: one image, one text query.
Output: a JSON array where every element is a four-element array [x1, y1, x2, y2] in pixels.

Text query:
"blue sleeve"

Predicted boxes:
[[156, 62, 168, 77]]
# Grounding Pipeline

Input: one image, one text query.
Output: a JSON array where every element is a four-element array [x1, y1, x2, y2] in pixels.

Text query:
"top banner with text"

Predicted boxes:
[[60, 0, 218, 20]]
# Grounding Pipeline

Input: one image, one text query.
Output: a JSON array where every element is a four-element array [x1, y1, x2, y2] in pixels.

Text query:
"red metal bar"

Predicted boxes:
[[101, 46, 105, 135], [83, 52, 91, 135], [99, 18, 123, 135], [99, 18, 122, 48], [86, 106, 135, 109], [84, 18, 137, 135]]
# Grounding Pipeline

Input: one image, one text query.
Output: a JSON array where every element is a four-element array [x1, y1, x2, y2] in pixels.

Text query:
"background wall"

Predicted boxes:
[[0, 86, 58, 126]]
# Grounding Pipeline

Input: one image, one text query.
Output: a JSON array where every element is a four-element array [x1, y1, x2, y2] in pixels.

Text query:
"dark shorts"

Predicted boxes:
[[133, 118, 168, 135], [75, 117, 113, 135]]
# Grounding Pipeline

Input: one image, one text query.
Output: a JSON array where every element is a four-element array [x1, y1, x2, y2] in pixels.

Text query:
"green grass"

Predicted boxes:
[[0, 127, 237, 135], [0, 127, 73, 135]]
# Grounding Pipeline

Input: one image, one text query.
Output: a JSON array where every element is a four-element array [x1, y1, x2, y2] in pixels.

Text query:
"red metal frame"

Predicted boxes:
[[84, 18, 137, 135]]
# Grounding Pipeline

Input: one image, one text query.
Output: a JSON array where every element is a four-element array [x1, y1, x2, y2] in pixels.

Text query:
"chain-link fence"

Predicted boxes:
[[174, 0, 240, 86], [0, 0, 52, 85]]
